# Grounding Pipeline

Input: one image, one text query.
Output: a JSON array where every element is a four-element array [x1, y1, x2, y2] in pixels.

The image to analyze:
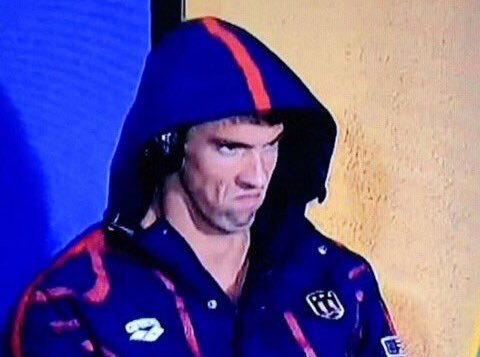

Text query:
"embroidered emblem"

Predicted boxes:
[[380, 336, 406, 356], [306, 290, 344, 320], [125, 318, 164, 342]]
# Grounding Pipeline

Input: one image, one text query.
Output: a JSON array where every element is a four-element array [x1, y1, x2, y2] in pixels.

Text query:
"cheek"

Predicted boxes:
[[213, 180, 228, 204], [189, 156, 237, 204], [208, 166, 236, 202]]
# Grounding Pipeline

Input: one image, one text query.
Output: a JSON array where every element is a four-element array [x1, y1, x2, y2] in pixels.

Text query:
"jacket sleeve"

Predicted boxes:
[[355, 263, 407, 357], [11, 289, 97, 357]]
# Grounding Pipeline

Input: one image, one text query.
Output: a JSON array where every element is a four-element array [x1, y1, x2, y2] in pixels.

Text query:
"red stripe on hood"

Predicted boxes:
[[202, 17, 271, 114]]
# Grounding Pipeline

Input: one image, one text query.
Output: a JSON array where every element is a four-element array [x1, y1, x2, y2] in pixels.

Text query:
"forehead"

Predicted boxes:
[[187, 116, 284, 142]]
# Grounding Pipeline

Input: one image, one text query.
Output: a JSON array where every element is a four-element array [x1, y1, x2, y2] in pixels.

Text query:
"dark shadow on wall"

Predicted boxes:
[[0, 86, 50, 355]]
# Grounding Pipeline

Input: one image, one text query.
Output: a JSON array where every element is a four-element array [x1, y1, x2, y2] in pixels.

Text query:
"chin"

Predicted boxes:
[[229, 214, 256, 231], [213, 212, 256, 233]]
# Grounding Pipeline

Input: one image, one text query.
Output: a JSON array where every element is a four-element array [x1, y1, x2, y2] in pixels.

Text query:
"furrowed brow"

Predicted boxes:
[[209, 130, 284, 149], [209, 137, 253, 149]]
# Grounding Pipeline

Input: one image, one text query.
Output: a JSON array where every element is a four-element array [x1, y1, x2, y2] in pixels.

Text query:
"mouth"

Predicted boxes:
[[234, 193, 263, 210]]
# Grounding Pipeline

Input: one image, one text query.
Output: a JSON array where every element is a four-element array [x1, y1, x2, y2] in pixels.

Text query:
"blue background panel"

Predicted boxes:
[[0, 1, 149, 348]]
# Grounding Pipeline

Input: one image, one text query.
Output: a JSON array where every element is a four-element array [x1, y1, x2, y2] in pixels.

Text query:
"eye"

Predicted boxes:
[[218, 145, 243, 156]]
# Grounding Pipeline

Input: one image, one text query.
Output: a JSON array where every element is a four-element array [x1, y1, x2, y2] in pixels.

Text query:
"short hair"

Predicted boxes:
[[186, 115, 277, 139]]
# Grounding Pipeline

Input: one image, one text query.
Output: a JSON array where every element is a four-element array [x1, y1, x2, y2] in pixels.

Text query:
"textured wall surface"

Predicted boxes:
[[189, 1, 480, 356]]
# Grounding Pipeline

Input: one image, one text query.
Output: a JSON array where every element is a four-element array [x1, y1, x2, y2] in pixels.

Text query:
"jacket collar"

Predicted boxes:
[[129, 217, 235, 309]]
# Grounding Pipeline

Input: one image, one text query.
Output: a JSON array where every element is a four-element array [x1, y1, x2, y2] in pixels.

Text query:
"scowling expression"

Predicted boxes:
[[180, 117, 284, 234]]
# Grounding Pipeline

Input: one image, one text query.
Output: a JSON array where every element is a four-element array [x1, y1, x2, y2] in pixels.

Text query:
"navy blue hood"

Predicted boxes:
[[104, 17, 337, 246]]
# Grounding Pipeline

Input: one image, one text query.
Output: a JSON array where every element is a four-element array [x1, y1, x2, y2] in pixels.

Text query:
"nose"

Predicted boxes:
[[236, 150, 268, 190]]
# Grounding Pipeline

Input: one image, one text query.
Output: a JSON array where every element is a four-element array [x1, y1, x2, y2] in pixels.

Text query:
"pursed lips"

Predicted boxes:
[[234, 192, 263, 210]]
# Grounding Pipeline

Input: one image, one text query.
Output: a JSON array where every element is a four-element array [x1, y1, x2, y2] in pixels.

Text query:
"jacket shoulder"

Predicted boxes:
[[10, 225, 109, 356], [26, 226, 106, 296], [300, 218, 378, 282], [303, 218, 367, 259]]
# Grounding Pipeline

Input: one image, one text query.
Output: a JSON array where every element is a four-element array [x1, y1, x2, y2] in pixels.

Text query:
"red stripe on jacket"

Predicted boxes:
[[11, 229, 110, 357], [284, 311, 318, 357], [155, 270, 204, 357]]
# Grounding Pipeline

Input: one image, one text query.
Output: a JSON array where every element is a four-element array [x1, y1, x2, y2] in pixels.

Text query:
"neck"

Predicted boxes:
[[160, 173, 250, 292]]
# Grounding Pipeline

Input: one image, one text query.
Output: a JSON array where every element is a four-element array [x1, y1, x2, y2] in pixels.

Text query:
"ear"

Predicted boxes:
[[180, 156, 187, 170]]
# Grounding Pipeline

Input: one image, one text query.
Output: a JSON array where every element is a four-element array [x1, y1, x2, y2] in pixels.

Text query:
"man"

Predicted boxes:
[[11, 17, 405, 356]]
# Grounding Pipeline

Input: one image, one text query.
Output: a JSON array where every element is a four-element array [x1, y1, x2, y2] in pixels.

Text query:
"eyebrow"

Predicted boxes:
[[209, 130, 284, 149]]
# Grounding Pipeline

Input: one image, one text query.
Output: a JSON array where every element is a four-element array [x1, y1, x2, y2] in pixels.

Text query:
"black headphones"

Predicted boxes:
[[140, 126, 189, 196]]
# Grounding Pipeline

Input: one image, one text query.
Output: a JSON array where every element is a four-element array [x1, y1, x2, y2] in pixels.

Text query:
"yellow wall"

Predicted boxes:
[[188, 1, 480, 356]]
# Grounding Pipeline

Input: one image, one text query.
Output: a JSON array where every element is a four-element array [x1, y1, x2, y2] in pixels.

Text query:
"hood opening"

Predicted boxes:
[[105, 107, 336, 246]]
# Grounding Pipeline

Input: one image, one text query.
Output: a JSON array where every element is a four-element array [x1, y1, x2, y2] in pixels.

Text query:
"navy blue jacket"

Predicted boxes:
[[12, 17, 405, 356], [13, 215, 402, 357]]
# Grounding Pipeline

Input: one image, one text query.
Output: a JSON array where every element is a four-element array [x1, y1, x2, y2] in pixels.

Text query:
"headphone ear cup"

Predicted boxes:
[[144, 130, 186, 178], [159, 131, 177, 156], [139, 127, 189, 206]]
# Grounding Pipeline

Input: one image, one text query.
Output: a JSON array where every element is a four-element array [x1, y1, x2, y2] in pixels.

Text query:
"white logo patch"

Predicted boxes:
[[306, 290, 345, 320], [125, 318, 164, 342], [380, 336, 406, 356]]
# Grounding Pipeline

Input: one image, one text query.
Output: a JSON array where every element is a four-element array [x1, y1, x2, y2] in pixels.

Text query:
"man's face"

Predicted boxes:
[[181, 118, 284, 234]]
